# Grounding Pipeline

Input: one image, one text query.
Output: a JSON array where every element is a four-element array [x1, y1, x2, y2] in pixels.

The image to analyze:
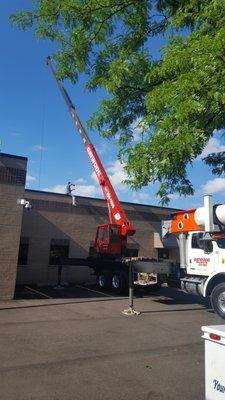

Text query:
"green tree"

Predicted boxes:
[[11, 0, 225, 204]]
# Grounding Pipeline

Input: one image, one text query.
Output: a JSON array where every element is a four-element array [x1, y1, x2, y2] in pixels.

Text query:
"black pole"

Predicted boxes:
[[57, 258, 62, 286], [122, 260, 140, 315], [129, 260, 134, 309]]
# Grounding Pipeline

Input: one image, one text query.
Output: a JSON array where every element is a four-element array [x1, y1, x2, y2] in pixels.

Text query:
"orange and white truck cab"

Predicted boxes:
[[163, 196, 225, 319]]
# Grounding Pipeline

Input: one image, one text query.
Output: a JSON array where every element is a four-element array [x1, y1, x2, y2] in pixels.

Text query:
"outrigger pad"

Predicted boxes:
[[122, 307, 141, 316]]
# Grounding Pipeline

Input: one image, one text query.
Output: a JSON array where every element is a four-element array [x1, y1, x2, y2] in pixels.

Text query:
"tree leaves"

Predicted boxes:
[[10, 0, 225, 203]]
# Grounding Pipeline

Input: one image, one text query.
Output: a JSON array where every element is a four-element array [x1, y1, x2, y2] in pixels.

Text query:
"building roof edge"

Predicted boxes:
[[0, 152, 28, 161], [25, 188, 181, 211]]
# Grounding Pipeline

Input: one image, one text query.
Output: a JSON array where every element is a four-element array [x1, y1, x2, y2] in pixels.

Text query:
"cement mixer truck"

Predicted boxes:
[[162, 195, 225, 319]]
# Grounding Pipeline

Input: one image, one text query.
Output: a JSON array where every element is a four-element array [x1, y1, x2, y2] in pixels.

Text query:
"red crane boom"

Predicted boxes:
[[47, 57, 135, 256]]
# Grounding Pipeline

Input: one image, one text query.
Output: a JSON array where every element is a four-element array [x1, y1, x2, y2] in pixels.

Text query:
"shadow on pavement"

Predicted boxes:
[[136, 286, 212, 314], [12, 283, 213, 315], [14, 283, 113, 300]]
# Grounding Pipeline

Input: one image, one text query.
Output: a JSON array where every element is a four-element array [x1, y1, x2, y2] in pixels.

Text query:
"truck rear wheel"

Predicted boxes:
[[111, 270, 128, 294], [97, 270, 112, 290], [210, 283, 225, 319]]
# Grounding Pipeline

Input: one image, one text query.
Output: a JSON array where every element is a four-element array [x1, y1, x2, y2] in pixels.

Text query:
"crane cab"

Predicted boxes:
[[91, 224, 124, 258], [88, 223, 139, 259]]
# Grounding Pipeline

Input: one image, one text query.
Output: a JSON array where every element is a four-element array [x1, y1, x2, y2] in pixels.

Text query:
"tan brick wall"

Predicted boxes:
[[16, 189, 178, 285], [0, 153, 179, 291], [0, 154, 27, 299]]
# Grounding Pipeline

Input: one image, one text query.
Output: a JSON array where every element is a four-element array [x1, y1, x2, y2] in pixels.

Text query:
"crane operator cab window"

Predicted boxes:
[[110, 226, 120, 243], [96, 225, 120, 244], [97, 226, 108, 243]]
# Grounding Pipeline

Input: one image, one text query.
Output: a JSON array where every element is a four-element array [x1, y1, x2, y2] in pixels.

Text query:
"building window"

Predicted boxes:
[[49, 239, 69, 265], [18, 237, 29, 265]]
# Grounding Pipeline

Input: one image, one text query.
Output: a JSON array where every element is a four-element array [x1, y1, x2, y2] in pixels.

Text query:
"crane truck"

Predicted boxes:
[[162, 195, 225, 319], [47, 57, 172, 294], [47, 58, 225, 319]]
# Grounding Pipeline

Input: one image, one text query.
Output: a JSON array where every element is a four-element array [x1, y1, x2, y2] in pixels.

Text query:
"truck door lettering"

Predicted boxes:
[[194, 257, 210, 267]]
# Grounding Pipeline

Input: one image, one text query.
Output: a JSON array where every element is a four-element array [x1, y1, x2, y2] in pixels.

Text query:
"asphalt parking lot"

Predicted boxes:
[[0, 284, 223, 400]]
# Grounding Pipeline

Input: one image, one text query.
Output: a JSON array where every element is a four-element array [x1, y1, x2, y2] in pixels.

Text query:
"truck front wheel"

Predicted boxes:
[[210, 283, 225, 319], [97, 270, 112, 290], [111, 270, 128, 294]]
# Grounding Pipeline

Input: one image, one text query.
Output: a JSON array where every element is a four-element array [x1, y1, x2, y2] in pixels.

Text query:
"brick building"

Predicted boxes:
[[0, 153, 27, 300], [0, 152, 179, 300]]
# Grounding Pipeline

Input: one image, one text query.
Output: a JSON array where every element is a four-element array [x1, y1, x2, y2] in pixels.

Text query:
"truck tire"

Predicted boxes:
[[97, 270, 112, 290], [210, 282, 225, 319], [111, 270, 128, 294]]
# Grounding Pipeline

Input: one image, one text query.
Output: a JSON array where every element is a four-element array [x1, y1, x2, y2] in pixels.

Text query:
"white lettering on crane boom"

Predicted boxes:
[[86, 146, 102, 178], [104, 186, 115, 210], [86, 145, 121, 221]]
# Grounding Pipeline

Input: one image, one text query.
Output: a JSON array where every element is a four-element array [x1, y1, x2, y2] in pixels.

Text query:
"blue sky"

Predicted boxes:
[[1, 1, 225, 210]]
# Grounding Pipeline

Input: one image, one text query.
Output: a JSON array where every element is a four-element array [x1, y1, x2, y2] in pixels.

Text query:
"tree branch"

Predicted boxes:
[[88, 0, 139, 43]]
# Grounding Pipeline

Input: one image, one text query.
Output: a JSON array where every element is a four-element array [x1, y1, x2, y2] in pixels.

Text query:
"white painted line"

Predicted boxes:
[[75, 285, 114, 298]]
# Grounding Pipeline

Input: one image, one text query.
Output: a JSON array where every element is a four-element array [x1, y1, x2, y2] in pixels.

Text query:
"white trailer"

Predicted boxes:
[[202, 325, 225, 399]]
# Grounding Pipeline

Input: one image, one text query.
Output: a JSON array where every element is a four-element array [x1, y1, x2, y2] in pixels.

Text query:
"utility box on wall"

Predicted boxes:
[[202, 325, 225, 400]]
